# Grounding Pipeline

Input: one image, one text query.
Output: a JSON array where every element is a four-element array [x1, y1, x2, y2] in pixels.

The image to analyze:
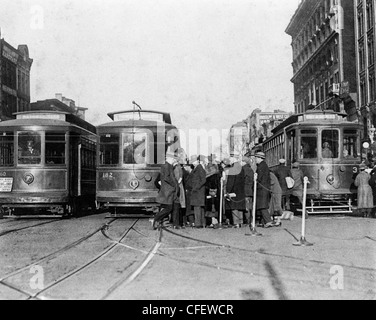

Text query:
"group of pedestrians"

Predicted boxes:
[[151, 149, 305, 230]]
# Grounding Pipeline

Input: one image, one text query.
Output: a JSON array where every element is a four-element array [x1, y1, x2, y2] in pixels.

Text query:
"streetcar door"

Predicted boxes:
[[285, 129, 296, 164], [69, 134, 80, 197]]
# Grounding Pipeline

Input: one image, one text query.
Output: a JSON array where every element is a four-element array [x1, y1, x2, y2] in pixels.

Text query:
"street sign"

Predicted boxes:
[[340, 81, 349, 98]]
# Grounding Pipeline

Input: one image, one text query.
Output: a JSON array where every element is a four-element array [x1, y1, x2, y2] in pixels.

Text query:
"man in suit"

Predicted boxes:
[[242, 156, 254, 225], [225, 153, 246, 228], [254, 152, 275, 228], [190, 155, 207, 228], [152, 152, 179, 230]]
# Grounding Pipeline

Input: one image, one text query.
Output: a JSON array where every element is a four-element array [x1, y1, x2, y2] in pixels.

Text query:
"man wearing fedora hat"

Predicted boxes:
[[254, 152, 275, 228], [189, 154, 207, 228], [152, 152, 179, 230]]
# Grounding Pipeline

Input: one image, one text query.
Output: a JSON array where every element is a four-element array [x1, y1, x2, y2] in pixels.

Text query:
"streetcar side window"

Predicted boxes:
[[343, 130, 359, 159], [45, 132, 66, 165], [300, 129, 317, 159], [0, 132, 14, 167], [123, 133, 147, 165], [18, 132, 41, 165], [322, 130, 339, 158], [99, 134, 119, 166]]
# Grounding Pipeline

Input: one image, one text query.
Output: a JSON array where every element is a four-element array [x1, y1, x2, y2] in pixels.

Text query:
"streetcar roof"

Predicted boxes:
[[107, 110, 172, 124], [97, 119, 177, 131], [271, 110, 354, 134], [0, 111, 96, 134]]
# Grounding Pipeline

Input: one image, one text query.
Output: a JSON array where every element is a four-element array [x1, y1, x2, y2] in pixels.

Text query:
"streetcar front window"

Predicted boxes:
[[0, 132, 14, 167], [99, 134, 119, 165], [300, 129, 317, 159], [322, 130, 339, 158], [343, 129, 359, 159], [45, 132, 66, 165], [123, 133, 147, 165], [18, 132, 41, 165]]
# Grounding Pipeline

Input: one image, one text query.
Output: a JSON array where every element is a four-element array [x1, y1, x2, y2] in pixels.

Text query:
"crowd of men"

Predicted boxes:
[[151, 150, 305, 230]]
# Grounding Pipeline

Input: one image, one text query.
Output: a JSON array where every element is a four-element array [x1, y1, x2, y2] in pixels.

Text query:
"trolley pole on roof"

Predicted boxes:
[[132, 101, 142, 120]]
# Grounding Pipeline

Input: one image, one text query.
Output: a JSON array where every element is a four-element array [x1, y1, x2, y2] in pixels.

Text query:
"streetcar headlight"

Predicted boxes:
[[23, 173, 34, 185], [326, 174, 335, 185]]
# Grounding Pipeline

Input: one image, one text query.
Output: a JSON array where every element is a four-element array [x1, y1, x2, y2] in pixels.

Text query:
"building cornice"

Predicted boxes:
[[286, 0, 322, 37]]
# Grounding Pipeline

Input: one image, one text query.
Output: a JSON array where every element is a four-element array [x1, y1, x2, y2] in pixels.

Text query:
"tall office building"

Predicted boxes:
[[0, 36, 33, 120], [286, 0, 357, 120]]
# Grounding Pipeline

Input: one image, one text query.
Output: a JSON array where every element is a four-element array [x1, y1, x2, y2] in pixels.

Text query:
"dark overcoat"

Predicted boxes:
[[274, 164, 292, 195], [190, 164, 207, 206], [156, 162, 178, 205], [243, 163, 254, 197], [369, 169, 376, 206], [225, 162, 246, 210], [256, 160, 271, 210]]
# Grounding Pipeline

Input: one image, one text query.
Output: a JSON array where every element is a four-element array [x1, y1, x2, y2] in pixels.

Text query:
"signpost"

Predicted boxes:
[[0, 177, 13, 192]]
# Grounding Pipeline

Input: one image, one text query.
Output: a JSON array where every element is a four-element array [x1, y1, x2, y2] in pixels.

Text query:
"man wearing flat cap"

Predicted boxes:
[[274, 158, 292, 211], [254, 152, 274, 228]]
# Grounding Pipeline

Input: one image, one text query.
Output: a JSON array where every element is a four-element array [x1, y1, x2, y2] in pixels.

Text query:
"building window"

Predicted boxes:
[[366, 0, 374, 31], [358, 8, 364, 38], [359, 44, 366, 71], [370, 71, 376, 102], [368, 36, 375, 66], [333, 39, 339, 62], [360, 78, 367, 106]]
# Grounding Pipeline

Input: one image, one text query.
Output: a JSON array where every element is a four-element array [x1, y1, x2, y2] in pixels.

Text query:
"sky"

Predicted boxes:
[[0, 0, 299, 149]]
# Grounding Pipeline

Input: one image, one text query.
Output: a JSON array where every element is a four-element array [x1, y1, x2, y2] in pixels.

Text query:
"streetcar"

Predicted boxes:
[[261, 110, 364, 214], [0, 110, 97, 218], [96, 108, 180, 216]]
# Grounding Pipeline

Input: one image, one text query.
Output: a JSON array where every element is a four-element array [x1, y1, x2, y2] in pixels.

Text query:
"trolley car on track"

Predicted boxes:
[[96, 108, 180, 216], [261, 110, 364, 214], [0, 110, 97, 218]]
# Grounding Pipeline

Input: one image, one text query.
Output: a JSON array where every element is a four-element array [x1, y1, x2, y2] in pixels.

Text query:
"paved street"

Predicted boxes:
[[0, 212, 375, 300]]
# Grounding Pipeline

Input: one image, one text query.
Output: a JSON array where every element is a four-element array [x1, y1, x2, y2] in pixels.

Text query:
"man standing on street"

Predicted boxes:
[[274, 158, 292, 211], [152, 152, 179, 230], [254, 152, 275, 228], [190, 155, 207, 228]]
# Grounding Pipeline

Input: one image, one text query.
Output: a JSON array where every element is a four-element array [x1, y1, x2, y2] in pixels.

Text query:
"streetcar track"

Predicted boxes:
[[1, 218, 374, 300], [1, 218, 148, 300], [162, 227, 376, 273], [156, 240, 373, 297], [100, 239, 162, 300], [0, 218, 118, 283], [159, 227, 376, 288], [0, 220, 60, 237], [28, 219, 138, 299]]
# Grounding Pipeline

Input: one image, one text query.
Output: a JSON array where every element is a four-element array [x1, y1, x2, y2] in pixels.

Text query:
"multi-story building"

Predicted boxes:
[[31, 93, 87, 120], [0, 36, 33, 120], [286, 0, 358, 120], [355, 0, 376, 143], [229, 120, 249, 155], [247, 109, 291, 149]]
